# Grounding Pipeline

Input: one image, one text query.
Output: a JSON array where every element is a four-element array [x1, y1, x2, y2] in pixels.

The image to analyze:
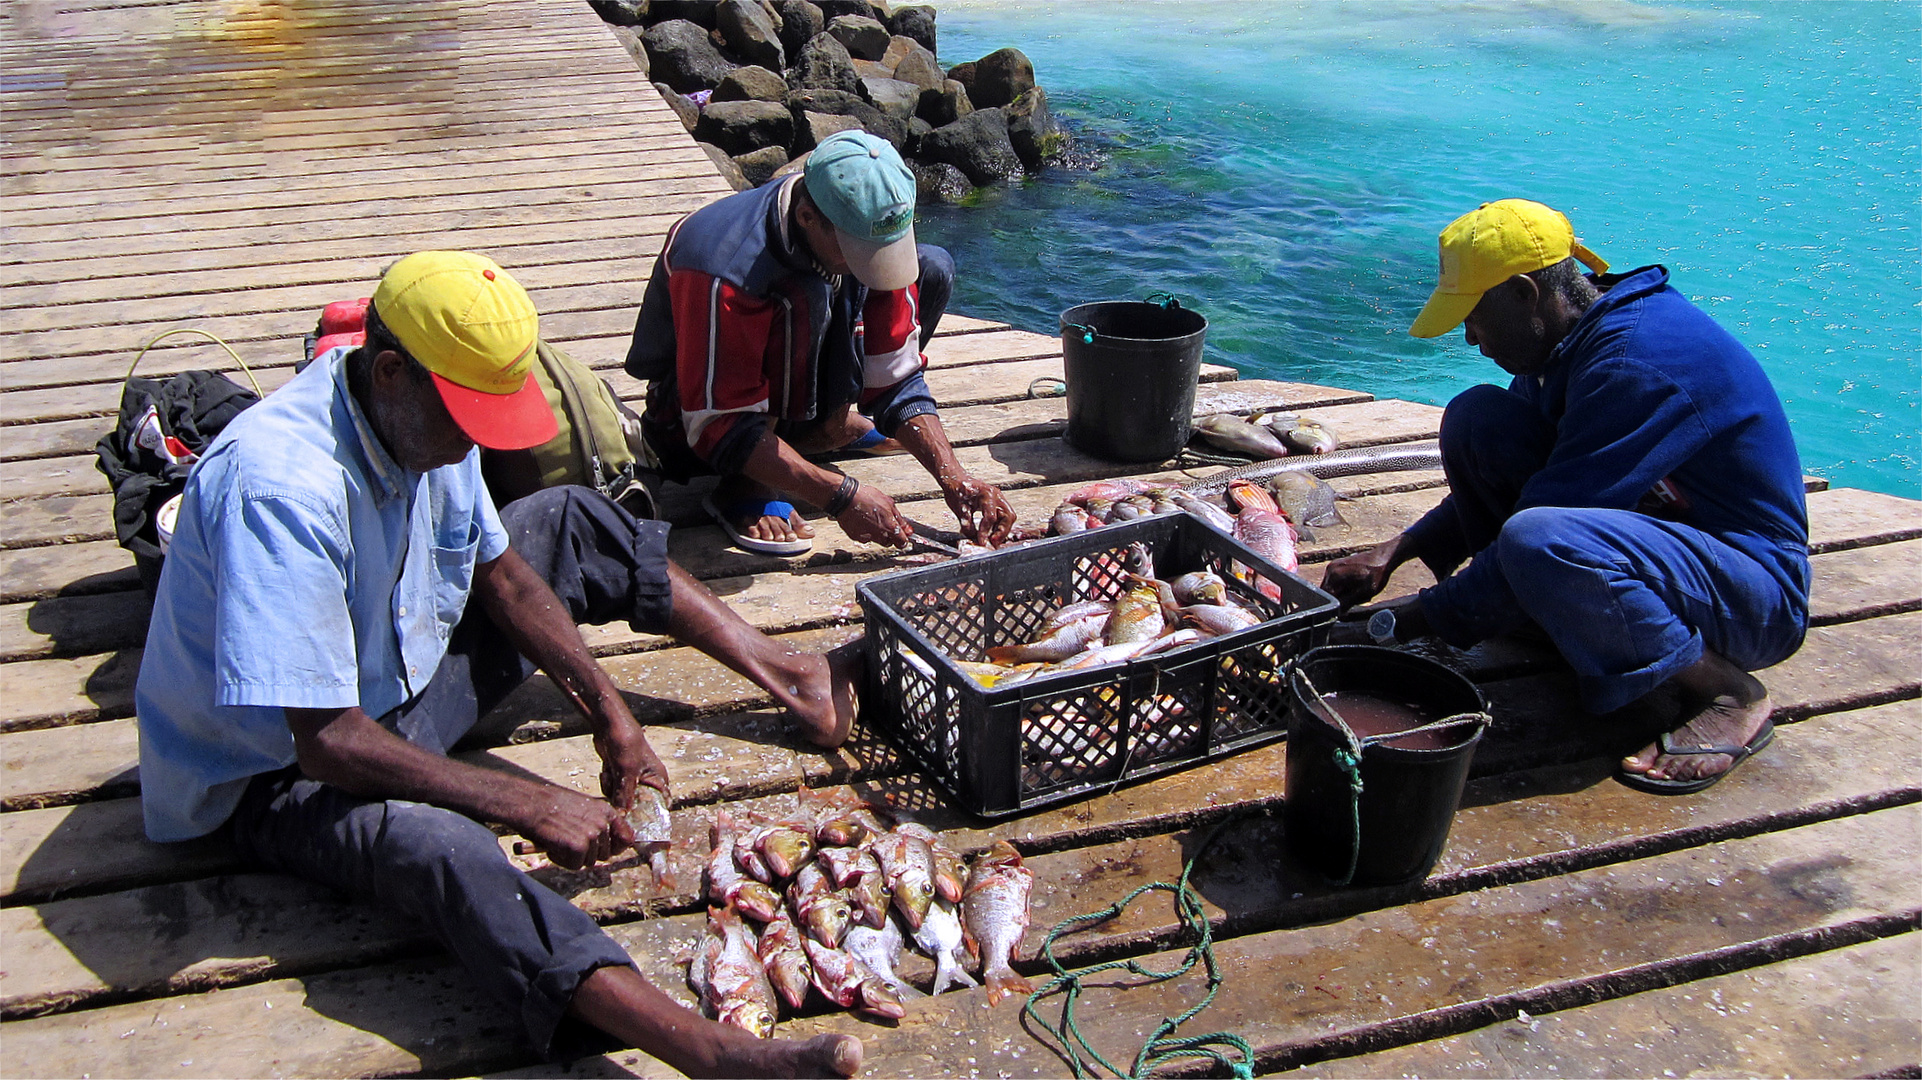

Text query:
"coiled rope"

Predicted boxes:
[[1021, 814, 1256, 1079]]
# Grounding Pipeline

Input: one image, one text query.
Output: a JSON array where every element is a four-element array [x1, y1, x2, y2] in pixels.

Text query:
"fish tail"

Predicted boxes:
[[984, 645, 1026, 663], [984, 966, 1034, 1005]]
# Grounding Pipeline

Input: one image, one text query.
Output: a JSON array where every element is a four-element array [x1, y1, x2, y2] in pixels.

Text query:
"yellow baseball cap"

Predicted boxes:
[[1409, 199, 1610, 339], [371, 251, 556, 450]]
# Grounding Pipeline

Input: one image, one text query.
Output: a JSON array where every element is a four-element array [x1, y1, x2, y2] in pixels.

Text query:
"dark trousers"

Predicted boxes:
[[228, 487, 672, 1054], [1414, 386, 1806, 714]]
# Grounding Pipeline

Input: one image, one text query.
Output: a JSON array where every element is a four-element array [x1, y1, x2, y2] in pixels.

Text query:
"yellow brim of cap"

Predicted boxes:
[[1409, 287, 1482, 339], [839, 225, 918, 291]]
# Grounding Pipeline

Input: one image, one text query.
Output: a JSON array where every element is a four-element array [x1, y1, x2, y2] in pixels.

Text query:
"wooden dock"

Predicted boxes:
[[3, 2, 1917, 1076]]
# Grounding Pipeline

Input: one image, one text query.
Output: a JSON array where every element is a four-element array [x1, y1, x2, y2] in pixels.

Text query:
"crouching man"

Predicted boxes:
[[1323, 200, 1810, 795], [135, 251, 860, 1076]]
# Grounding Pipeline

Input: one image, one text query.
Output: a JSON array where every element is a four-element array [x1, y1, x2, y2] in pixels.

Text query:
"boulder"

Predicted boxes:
[[588, 0, 649, 27], [905, 115, 932, 156], [715, 0, 785, 69], [643, 19, 736, 93], [910, 160, 970, 204], [787, 32, 858, 93], [889, 43, 943, 92], [654, 81, 702, 132], [787, 87, 907, 147], [956, 47, 1033, 109], [734, 145, 791, 186], [713, 64, 789, 102], [772, 152, 810, 181], [916, 78, 971, 126], [648, 0, 721, 27], [770, 0, 823, 57], [851, 58, 894, 82], [858, 76, 921, 121], [797, 109, 862, 151], [825, 15, 890, 61], [1005, 85, 1064, 169], [695, 99, 796, 155], [919, 107, 1021, 185], [816, 0, 883, 18], [888, 5, 935, 54], [701, 142, 751, 190]]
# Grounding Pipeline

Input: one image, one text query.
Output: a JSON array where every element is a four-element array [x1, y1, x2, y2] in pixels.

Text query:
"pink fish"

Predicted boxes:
[[1067, 479, 1148, 506], [1233, 506, 1299, 600]]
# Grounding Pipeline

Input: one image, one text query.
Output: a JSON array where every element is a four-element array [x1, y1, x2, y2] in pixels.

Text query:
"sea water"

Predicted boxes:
[[917, 1, 1920, 498]]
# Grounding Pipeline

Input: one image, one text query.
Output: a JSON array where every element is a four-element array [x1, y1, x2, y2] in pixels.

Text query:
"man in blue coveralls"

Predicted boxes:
[[1321, 200, 1810, 795], [135, 251, 860, 1077]]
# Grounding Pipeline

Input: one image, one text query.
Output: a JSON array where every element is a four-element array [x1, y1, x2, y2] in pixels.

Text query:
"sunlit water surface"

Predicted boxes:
[[916, 1, 1920, 497]]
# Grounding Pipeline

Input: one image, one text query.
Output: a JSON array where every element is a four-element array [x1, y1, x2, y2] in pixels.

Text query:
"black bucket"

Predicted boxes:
[[1059, 300, 1207, 462], [1284, 646, 1488, 886]]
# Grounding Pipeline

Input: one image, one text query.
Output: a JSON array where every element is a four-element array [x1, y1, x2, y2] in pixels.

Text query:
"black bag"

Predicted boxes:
[[94, 369, 258, 595]]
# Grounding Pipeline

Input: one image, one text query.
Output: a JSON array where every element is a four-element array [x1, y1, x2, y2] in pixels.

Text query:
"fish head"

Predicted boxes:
[[735, 881, 783, 922], [1122, 541, 1155, 577], [718, 999, 777, 1039], [805, 894, 853, 947], [857, 979, 908, 1020], [893, 872, 935, 929], [759, 828, 814, 879]]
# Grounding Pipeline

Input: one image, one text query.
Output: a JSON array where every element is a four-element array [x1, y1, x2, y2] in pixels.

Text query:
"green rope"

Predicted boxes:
[[1064, 321, 1098, 344], [1021, 816, 1257, 1079], [1143, 291, 1182, 309]]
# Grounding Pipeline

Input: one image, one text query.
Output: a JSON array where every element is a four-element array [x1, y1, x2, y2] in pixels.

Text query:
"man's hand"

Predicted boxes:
[[520, 787, 636, 870], [837, 483, 912, 547], [1320, 534, 1411, 610], [593, 701, 669, 810], [943, 474, 1016, 545]]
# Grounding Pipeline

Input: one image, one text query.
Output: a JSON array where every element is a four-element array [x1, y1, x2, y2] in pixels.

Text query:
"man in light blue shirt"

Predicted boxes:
[[135, 252, 861, 1078]]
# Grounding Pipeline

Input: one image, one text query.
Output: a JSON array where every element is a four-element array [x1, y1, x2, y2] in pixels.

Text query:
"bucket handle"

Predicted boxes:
[[1290, 662, 1490, 887], [1062, 293, 1187, 346]]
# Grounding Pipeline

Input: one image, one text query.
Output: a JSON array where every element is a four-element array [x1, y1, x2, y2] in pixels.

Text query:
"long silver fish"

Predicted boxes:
[[986, 613, 1106, 663], [1180, 440, 1441, 497], [1170, 490, 1239, 534], [1193, 413, 1290, 459]]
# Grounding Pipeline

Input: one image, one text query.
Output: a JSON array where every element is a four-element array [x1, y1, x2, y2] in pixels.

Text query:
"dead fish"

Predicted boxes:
[[1083, 496, 1117, 524], [871, 828, 938, 931], [787, 859, 854, 948], [1194, 413, 1290, 459], [1226, 479, 1279, 514], [753, 819, 815, 881], [1108, 494, 1151, 521], [708, 811, 783, 921], [1179, 603, 1262, 635], [688, 905, 779, 1038], [733, 820, 775, 884], [1122, 541, 1157, 580], [1039, 600, 1113, 637], [1269, 471, 1347, 532], [1067, 479, 1147, 505], [1049, 503, 1092, 535], [895, 822, 967, 905], [843, 918, 925, 1003], [801, 936, 907, 1020], [1171, 570, 1229, 605], [1170, 490, 1239, 533], [912, 895, 979, 995], [800, 788, 888, 849], [1234, 506, 1301, 575], [1137, 627, 1205, 655], [757, 910, 814, 1013], [816, 844, 869, 889], [986, 613, 1106, 663], [1280, 418, 1339, 455], [1043, 637, 1158, 673], [962, 840, 1035, 1005], [849, 857, 892, 929], [625, 785, 675, 892], [1104, 581, 1166, 646]]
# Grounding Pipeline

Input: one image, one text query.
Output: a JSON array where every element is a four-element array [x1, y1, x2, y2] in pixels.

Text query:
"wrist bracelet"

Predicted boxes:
[[826, 473, 859, 516]]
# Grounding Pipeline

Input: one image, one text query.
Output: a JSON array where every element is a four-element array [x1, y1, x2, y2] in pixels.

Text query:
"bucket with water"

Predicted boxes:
[[1284, 645, 1489, 886], [1059, 297, 1207, 463]]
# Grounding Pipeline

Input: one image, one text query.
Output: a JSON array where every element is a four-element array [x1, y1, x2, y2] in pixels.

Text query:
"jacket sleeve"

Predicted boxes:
[[1514, 357, 1713, 514], [857, 284, 939, 435], [668, 269, 780, 469]]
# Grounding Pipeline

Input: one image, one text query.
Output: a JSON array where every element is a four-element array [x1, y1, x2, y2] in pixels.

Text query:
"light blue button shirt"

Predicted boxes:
[[136, 349, 509, 842]]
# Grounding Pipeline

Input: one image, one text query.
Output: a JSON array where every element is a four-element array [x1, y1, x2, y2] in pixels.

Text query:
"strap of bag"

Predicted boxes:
[[536, 341, 610, 490]]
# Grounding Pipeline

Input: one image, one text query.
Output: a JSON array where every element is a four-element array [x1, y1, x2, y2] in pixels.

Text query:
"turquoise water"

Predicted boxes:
[[916, 1, 1920, 498]]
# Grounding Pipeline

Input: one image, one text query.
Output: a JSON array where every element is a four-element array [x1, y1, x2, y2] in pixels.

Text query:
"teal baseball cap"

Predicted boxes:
[[803, 130, 919, 290]]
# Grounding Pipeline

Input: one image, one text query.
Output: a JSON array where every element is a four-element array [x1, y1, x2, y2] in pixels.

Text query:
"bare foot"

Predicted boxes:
[[717, 1032, 863, 1079], [778, 640, 863, 749], [743, 507, 816, 546]]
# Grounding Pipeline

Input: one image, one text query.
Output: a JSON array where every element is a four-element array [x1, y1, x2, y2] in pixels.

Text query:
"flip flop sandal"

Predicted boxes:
[[703, 494, 814, 557], [847, 427, 906, 456], [1617, 716, 1775, 795]]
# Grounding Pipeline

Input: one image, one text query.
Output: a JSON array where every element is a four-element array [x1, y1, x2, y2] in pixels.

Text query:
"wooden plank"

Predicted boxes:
[[788, 805, 1922, 1079], [1289, 932, 1922, 1079]]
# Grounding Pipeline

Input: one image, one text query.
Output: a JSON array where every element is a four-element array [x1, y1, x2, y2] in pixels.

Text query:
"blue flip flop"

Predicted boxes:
[[703, 494, 813, 557], [847, 427, 905, 456]]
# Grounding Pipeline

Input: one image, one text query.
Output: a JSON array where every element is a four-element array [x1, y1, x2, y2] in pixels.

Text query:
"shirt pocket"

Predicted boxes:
[[429, 522, 482, 629]]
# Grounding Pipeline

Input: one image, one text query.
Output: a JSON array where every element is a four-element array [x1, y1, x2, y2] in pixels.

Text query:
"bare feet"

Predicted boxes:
[[1621, 650, 1772, 786], [776, 640, 863, 750], [714, 1032, 863, 1078], [716, 478, 817, 548]]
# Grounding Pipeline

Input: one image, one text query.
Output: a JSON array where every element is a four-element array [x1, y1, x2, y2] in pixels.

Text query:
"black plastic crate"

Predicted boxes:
[[856, 512, 1339, 817]]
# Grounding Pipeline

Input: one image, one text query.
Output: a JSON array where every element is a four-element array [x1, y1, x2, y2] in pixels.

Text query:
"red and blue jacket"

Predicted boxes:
[[625, 176, 936, 478]]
